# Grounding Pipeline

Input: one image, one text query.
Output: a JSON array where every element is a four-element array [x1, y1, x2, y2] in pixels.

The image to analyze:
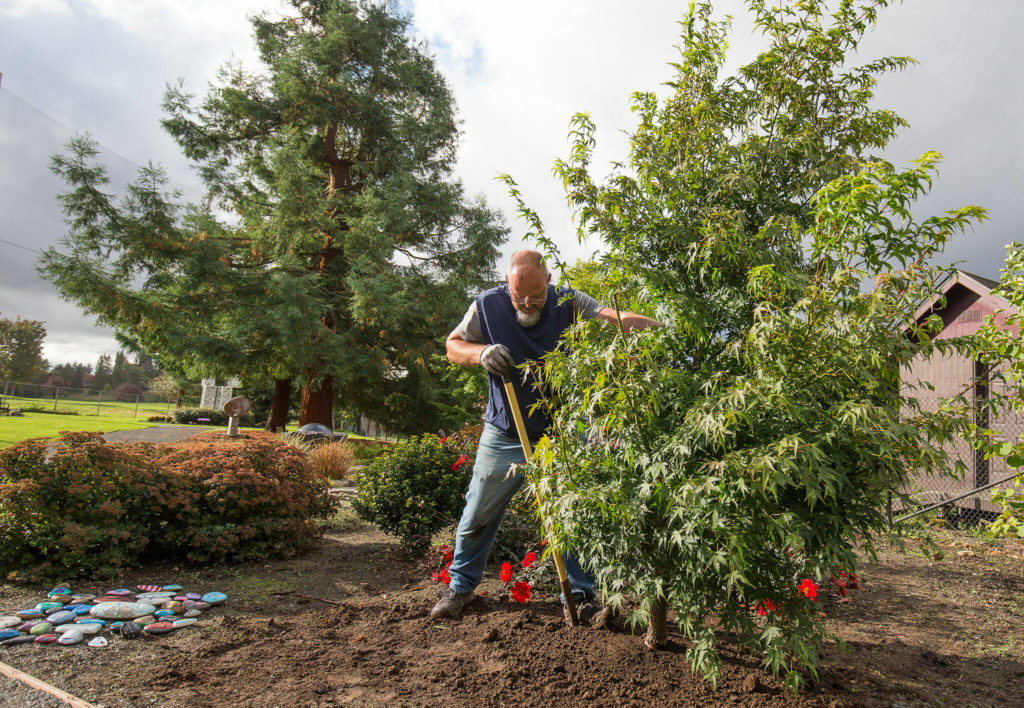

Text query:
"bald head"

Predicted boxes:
[[507, 249, 548, 277], [505, 250, 550, 326]]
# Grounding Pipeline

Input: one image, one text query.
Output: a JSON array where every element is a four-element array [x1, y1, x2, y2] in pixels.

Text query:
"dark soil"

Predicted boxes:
[[0, 520, 1022, 707]]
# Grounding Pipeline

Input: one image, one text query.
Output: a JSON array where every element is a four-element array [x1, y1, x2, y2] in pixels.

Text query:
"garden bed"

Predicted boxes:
[[0, 520, 1021, 706]]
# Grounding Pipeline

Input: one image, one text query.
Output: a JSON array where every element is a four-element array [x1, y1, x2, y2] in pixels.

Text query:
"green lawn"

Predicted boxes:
[[0, 412, 158, 448], [0, 393, 174, 418]]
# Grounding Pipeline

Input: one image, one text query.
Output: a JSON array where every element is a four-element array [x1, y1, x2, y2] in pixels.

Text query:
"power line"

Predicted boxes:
[[0, 236, 41, 255], [0, 85, 206, 199]]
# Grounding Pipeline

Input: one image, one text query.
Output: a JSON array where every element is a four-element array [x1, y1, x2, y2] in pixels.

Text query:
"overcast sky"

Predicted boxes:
[[1, 0, 1021, 368]]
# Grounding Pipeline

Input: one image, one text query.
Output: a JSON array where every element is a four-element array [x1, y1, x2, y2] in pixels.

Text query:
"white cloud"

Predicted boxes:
[[0, 0, 70, 18]]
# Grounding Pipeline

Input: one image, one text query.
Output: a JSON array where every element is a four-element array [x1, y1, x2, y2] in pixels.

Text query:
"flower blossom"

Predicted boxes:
[[798, 579, 818, 600], [500, 561, 515, 584], [451, 455, 469, 471], [521, 551, 537, 569], [510, 580, 531, 603], [755, 599, 776, 616]]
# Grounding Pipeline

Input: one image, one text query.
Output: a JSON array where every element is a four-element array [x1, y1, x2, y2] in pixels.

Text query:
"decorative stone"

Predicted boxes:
[[135, 615, 157, 627], [201, 592, 227, 605], [136, 591, 175, 599], [171, 618, 197, 629], [87, 636, 108, 647], [92, 596, 130, 604], [184, 593, 202, 601], [57, 629, 83, 645], [0, 617, 21, 630], [70, 595, 95, 604], [34, 634, 58, 644], [47, 588, 72, 598], [166, 601, 185, 614], [15, 609, 44, 619], [154, 610, 176, 617], [143, 622, 175, 634], [56, 622, 101, 635], [138, 596, 170, 607], [18, 621, 44, 632], [29, 623, 52, 636], [37, 602, 64, 612], [0, 629, 20, 641], [1, 635, 36, 646], [183, 609, 201, 618], [77, 618, 106, 626], [110, 621, 123, 631], [47, 611, 76, 625], [137, 584, 161, 592], [119, 621, 142, 639], [185, 601, 211, 611], [64, 604, 94, 615], [90, 602, 157, 620], [55, 583, 71, 589], [161, 584, 183, 591], [107, 589, 132, 596]]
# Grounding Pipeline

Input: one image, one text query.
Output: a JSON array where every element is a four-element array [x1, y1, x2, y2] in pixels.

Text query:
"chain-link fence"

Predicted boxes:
[[897, 356, 1024, 527], [0, 380, 198, 418]]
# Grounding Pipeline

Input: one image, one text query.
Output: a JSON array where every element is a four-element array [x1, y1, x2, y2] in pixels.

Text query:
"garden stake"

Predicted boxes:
[[502, 375, 579, 626]]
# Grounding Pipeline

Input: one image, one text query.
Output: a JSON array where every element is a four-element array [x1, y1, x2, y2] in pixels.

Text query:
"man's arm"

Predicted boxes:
[[446, 330, 487, 366], [594, 307, 661, 333]]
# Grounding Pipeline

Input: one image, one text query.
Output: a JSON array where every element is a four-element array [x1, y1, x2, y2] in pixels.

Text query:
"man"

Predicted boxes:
[[430, 249, 660, 621]]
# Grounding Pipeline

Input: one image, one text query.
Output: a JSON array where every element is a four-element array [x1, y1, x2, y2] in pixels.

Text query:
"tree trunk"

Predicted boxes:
[[299, 373, 334, 427], [174, 387, 183, 409], [644, 597, 668, 650], [265, 378, 292, 432]]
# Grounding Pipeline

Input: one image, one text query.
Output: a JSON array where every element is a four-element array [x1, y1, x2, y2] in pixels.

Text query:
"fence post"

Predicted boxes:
[[53, 387, 60, 411], [134, 395, 140, 418], [96, 390, 102, 416]]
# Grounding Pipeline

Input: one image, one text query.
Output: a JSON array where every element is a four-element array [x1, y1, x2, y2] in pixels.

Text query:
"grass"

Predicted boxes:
[[1, 393, 175, 418], [0, 412, 158, 448]]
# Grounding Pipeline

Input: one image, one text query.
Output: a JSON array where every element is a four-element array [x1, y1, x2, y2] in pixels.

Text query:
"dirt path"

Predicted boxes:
[[101, 425, 217, 444]]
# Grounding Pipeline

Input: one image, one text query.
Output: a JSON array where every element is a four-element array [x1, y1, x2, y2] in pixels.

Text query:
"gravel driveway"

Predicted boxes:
[[101, 425, 214, 444]]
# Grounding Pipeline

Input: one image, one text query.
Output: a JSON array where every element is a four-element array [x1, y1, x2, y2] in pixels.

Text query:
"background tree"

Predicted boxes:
[[0, 316, 48, 383], [511, 0, 983, 687], [40, 0, 506, 432]]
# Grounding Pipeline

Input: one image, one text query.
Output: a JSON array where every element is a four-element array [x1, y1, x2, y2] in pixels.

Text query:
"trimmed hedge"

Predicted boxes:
[[171, 407, 255, 426], [0, 432, 337, 579]]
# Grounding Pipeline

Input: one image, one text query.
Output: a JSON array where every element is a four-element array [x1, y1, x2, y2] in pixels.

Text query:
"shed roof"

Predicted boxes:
[[911, 269, 1015, 329]]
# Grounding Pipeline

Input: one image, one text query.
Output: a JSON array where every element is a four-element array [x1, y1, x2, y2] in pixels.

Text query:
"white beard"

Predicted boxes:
[[515, 309, 542, 328]]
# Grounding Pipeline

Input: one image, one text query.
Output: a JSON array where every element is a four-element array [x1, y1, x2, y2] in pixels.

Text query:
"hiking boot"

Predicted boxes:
[[429, 587, 475, 620]]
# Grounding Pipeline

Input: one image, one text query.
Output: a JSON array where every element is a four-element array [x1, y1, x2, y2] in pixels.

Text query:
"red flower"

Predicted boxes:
[[755, 599, 776, 616], [431, 567, 451, 584], [510, 580, 531, 603], [798, 579, 818, 600], [439, 436, 448, 444], [521, 552, 537, 569], [500, 561, 515, 584], [539, 539, 548, 548], [452, 455, 469, 471]]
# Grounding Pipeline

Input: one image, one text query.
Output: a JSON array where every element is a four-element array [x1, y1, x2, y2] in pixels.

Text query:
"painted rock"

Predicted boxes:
[[70, 595, 95, 604], [162, 584, 183, 591], [29, 623, 52, 636], [18, 620, 44, 632], [184, 593, 202, 601], [166, 601, 185, 614], [77, 618, 106, 626], [138, 596, 170, 607], [15, 609, 44, 619], [0, 629, 20, 641], [93, 596, 130, 604], [136, 591, 175, 599], [154, 610, 176, 618], [57, 629, 83, 645], [1, 635, 36, 646], [201, 592, 227, 605], [90, 602, 157, 620], [59, 622, 101, 635], [185, 601, 211, 611], [110, 621, 123, 631], [143, 622, 175, 634], [137, 584, 161, 592], [47, 611, 76, 625], [0, 617, 21, 630], [47, 588, 72, 598], [37, 601, 64, 612], [64, 604, 94, 615], [171, 618, 197, 629], [119, 621, 142, 639], [135, 615, 157, 627], [183, 609, 201, 618], [173, 595, 188, 602], [87, 636, 108, 647], [34, 633, 59, 644], [107, 589, 132, 596], [55, 583, 71, 589]]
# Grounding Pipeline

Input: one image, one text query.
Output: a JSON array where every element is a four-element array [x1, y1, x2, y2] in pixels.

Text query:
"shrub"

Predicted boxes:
[[147, 415, 172, 422], [15, 406, 80, 416], [352, 433, 474, 550], [0, 432, 166, 578], [301, 440, 357, 480], [0, 433, 338, 578], [171, 407, 255, 426]]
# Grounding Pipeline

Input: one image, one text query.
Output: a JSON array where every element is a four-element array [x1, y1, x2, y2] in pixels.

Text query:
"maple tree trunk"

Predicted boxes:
[[298, 373, 334, 428], [644, 596, 668, 650], [265, 378, 292, 432]]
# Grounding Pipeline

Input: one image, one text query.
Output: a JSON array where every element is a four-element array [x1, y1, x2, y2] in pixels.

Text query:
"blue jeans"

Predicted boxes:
[[447, 423, 596, 601]]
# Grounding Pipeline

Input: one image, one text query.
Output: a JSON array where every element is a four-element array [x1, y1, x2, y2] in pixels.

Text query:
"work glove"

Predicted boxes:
[[479, 343, 515, 377]]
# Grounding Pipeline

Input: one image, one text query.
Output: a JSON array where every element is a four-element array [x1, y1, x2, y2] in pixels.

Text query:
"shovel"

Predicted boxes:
[[501, 375, 579, 626]]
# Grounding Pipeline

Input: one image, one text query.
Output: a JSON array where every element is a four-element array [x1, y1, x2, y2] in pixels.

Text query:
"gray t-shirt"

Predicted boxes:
[[454, 290, 605, 343]]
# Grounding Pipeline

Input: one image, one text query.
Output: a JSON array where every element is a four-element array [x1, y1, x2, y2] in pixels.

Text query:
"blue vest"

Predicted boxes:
[[476, 283, 576, 440]]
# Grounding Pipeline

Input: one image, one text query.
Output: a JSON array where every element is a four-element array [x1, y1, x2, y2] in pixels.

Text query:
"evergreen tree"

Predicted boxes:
[[0, 316, 48, 383], [40, 0, 505, 430]]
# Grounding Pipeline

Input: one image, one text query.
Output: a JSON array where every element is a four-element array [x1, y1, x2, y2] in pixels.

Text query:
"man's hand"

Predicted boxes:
[[479, 344, 515, 377]]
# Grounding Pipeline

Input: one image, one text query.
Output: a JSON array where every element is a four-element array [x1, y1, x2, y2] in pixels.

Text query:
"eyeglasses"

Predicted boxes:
[[509, 294, 546, 307]]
